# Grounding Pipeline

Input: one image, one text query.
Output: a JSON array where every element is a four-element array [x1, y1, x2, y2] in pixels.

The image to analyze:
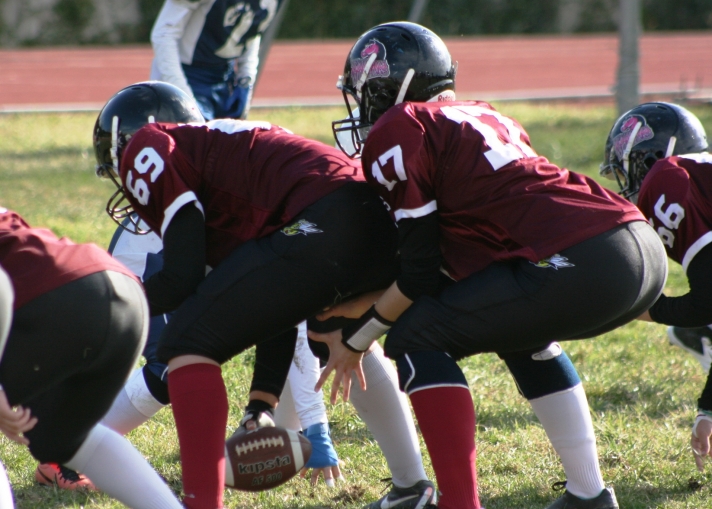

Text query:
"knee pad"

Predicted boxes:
[[499, 342, 581, 400], [141, 365, 170, 405], [395, 350, 468, 395]]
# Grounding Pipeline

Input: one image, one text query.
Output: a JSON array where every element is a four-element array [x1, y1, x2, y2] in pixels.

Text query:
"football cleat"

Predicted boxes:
[[545, 486, 618, 509], [364, 479, 438, 509], [35, 463, 96, 491], [667, 326, 712, 372]]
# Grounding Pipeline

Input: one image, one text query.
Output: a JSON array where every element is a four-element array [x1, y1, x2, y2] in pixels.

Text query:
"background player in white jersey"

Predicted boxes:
[[92, 81, 436, 509], [150, 0, 283, 120], [316, 22, 667, 509], [0, 209, 184, 509], [600, 102, 712, 470]]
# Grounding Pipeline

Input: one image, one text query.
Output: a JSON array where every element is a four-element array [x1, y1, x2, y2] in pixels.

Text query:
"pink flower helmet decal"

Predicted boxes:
[[612, 115, 654, 161], [351, 40, 391, 82]]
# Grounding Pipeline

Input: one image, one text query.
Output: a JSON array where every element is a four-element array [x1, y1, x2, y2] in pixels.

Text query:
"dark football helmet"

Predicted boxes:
[[93, 81, 204, 233], [332, 22, 456, 157], [600, 102, 708, 201]]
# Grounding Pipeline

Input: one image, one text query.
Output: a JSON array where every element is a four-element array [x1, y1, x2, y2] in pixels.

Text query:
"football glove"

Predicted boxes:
[[303, 422, 339, 468]]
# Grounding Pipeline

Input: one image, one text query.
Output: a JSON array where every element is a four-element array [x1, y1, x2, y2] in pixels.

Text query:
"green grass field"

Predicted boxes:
[[1, 101, 712, 508]]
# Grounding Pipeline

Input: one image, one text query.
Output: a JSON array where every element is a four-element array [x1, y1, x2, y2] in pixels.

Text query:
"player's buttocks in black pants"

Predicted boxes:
[[0, 270, 147, 464], [157, 182, 399, 392], [385, 220, 667, 360]]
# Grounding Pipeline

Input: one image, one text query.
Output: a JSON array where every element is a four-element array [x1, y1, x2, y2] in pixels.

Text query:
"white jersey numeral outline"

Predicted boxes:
[[441, 105, 537, 171], [215, 0, 279, 58], [652, 194, 686, 248], [372, 145, 407, 191], [127, 147, 166, 205]]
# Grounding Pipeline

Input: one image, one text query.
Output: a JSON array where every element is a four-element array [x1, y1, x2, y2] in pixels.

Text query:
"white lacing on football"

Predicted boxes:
[[231, 436, 286, 456]]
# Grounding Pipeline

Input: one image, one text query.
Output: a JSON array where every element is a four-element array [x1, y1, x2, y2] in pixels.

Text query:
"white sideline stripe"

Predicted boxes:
[[4, 85, 712, 114]]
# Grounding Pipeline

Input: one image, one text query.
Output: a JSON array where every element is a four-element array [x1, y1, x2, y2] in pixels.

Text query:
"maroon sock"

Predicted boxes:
[[169, 363, 228, 509], [409, 386, 480, 509]]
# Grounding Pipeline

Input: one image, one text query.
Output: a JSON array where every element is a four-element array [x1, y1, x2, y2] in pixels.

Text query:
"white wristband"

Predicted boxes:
[[342, 305, 394, 352]]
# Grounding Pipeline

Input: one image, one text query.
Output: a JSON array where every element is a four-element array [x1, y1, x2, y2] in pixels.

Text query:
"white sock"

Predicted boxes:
[[350, 345, 428, 487], [274, 373, 301, 430], [0, 460, 14, 509], [65, 424, 182, 509], [102, 368, 166, 435], [529, 384, 605, 499], [274, 322, 328, 431]]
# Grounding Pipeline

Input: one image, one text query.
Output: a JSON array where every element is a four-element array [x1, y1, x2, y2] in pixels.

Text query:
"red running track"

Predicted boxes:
[[1, 32, 711, 111]]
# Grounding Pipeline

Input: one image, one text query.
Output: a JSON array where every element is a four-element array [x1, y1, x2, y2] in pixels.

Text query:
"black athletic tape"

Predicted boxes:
[[341, 305, 394, 352]]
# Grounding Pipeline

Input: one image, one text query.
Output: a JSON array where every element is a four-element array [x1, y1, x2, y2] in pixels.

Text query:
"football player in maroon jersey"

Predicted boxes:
[[600, 102, 712, 471], [315, 22, 668, 509], [0, 209, 183, 509], [92, 81, 437, 509]]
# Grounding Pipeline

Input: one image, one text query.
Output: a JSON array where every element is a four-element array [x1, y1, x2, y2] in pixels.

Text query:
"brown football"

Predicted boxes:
[[224, 426, 312, 491]]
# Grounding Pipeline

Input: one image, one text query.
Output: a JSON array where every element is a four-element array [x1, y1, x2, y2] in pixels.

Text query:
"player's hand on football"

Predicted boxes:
[[0, 390, 37, 445], [691, 413, 712, 471], [316, 290, 386, 321], [308, 329, 365, 403], [300, 464, 343, 487]]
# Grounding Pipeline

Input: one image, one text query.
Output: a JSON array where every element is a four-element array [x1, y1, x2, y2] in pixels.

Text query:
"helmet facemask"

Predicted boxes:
[[332, 76, 368, 158], [95, 114, 150, 234]]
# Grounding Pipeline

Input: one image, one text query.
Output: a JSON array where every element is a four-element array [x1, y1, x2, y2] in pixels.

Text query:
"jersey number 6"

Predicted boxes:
[[125, 147, 165, 206]]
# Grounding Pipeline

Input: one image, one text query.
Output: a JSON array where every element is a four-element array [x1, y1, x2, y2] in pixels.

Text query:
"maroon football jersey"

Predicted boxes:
[[120, 120, 363, 267], [0, 209, 137, 309], [362, 101, 644, 280], [637, 154, 712, 272]]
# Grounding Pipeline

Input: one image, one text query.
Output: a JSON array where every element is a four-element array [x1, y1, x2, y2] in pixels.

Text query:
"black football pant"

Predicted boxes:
[[385, 220, 668, 359], [0, 271, 147, 463], [156, 182, 399, 398]]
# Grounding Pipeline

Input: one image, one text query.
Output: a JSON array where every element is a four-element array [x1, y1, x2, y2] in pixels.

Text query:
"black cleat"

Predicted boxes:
[[364, 479, 438, 509], [668, 325, 712, 371], [545, 486, 618, 509]]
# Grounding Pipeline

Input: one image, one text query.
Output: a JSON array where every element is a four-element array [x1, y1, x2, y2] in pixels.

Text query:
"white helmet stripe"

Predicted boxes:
[[354, 53, 378, 95], [622, 120, 642, 176], [665, 136, 677, 157], [395, 68, 416, 105], [110, 115, 120, 175]]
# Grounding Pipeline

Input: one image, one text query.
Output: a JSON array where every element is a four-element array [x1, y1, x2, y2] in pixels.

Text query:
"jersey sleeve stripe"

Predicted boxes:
[[160, 191, 204, 237], [682, 231, 712, 274], [394, 200, 437, 221]]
